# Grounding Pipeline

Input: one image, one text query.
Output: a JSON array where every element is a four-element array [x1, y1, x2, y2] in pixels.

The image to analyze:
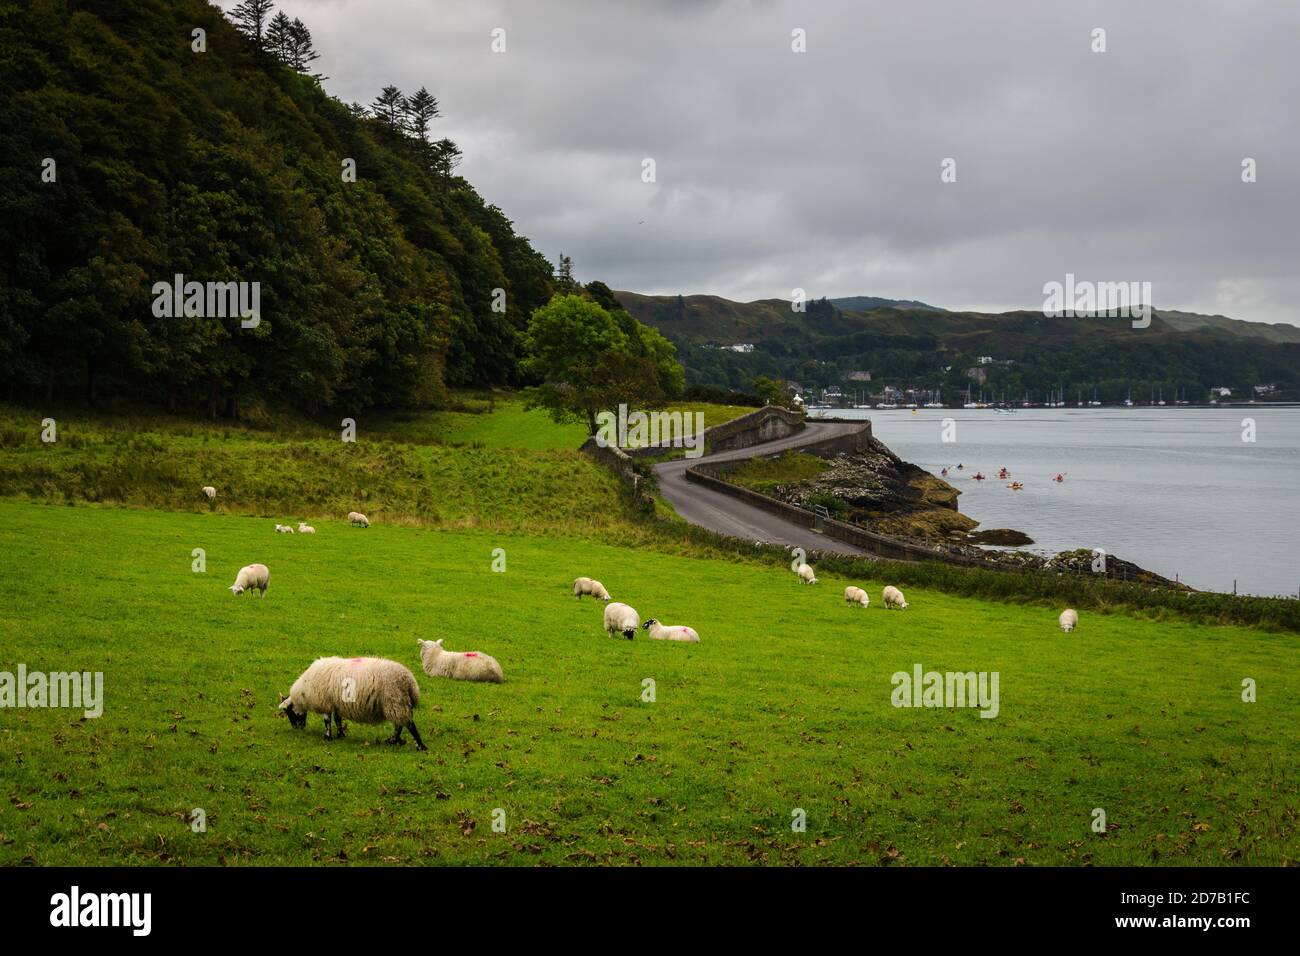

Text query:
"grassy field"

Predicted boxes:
[[0, 500, 1294, 866]]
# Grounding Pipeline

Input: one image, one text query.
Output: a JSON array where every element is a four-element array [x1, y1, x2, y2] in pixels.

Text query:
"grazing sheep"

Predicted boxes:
[[882, 585, 908, 610], [348, 511, 370, 528], [229, 563, 270, 597], [278, 656, 425, 750], [641, 619, 700, 642], [418, 638, 504, 683], [844, 586, 869, 608], [603, 602, 640, 640], [297, 522, 315, 534], [201, 485, 216, 500], [573, 577, 611, 601], [797, 563, 817, 585], [274, 523, 294, 534], [1059, 608, 1078, 632]]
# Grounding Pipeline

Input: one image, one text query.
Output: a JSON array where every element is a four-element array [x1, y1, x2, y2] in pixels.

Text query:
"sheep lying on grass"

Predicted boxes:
[[573, 577, 611, 601], [418, 638, 504, 683], [279, 656, 426, 751], [297, 522, 315, 534], [1059, 608, 1078, 632], [882, 585, 908, 609], [797, 563, 817, 585], [274, 523, 294, 534], [201, 485, 216, 500], [229, 563, 269, 597], [348, 511, 370, 528], [642, 619, 700, 642], [844, 586, 869, 607], [604, 602, 640, 640]]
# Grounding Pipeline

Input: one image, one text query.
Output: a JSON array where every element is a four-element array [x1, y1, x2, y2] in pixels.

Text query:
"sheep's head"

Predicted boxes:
[[229, 584, 244, 596], [622, 626, 636, 640], [641, 619, 658, 630], [278, 694, 306, 729], [417, 639, 444, 665]]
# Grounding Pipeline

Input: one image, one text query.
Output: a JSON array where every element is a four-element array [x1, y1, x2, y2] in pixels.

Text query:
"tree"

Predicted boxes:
[[287, 18, 323, 76], [229, 0, 275, 50], [751, 375, 795, 408], [403, 87, 440, 143], [554, 254, 576, 292], [432, 138, 462, 178], [521, 294, 683, 433], [371, 85, 405, 132], [265, 11, 293, 62]]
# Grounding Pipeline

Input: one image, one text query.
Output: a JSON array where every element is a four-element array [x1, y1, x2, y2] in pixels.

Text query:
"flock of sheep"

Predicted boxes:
[[213, 484, 1079, 754], [796, 559, 1080, 631], [574, 576, 701, 642]]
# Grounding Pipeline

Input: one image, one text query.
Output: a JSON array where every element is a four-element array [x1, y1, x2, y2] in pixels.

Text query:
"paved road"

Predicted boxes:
[[654, 420, 871, 555]]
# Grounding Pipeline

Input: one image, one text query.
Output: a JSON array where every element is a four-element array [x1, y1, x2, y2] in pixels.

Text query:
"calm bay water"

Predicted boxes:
[[811, 407, 1300, 596]]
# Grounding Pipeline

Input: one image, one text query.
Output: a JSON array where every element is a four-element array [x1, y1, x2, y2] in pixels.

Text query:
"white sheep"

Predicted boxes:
[[274, 523, 294, 534], [641, 619, 700, 642], [297, 522, 316, 534], [348, 511, 370, 528], [1059, 608, 1078, 632], [603, 602, 640, 640], [573, 577, 611, 601], [882, 585, 908, 610], [844, 586, 869, 608], [278, 656, 425, 750], [797, 563, 817, 585], [229, 563, 269, 597], [417, 638, 504, 683], [201, 485, 216, 500]]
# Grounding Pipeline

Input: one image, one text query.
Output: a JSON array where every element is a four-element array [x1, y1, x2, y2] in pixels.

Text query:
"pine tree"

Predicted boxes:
[[403, 87, 440, 142], [371, 85, 405, 133], [432, 138, 463, 179], [229, 0, 275, 50], [265, 11, 293, 63], [287, 18, 322, 75]]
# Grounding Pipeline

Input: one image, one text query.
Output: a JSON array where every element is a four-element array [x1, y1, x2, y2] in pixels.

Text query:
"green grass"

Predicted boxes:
[[727, 451, 832, 495], [0, 501, 1294, 866]]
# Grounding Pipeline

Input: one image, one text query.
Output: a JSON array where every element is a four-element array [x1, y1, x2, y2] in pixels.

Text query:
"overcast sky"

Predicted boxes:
[[226, 0, 1300, 324]]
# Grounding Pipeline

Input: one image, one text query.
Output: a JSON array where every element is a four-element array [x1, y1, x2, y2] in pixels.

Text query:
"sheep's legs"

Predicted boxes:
[[331, 708, 346, 738], [405, 721, 427, 751], [386, 726, 405, 745], [323, 714, 333, 741]]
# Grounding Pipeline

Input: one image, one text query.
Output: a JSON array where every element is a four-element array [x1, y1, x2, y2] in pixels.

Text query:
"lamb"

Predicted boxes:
[[201, 485, 216, 500], [797, 563, 817, 585], [844, 586, 869, 608], [278, 656, 426, 750], [1059, 608, 1078, 632], [274, 523, 294, 534], [882, 585, 908, 610], [348, 511, 370, 528], [297, 522, 316, 534], [603, 602, 640, 640], [229, 563, 270, 597], [641, 619, 700, 642], [573, 577, 611, 601], [417, 638, 504, 683]]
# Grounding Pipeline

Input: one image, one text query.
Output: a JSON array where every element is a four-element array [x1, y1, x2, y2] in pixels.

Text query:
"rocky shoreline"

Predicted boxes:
[[739, 438, 1188, 589]]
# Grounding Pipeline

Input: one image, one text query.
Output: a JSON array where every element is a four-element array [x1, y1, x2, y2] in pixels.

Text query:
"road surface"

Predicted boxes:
[[653, 420, 871, 555]]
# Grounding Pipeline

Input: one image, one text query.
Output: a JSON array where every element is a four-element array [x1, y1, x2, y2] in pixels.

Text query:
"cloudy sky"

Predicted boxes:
[[227, 0, 1299, 323]]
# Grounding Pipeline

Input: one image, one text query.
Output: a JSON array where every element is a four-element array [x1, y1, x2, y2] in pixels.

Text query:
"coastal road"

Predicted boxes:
[[654, 420, 872, 556]]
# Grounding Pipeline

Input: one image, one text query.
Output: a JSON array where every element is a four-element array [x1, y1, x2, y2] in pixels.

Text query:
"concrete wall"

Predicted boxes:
[[685, 461, 999, 567], [706, 405, 805, 453]]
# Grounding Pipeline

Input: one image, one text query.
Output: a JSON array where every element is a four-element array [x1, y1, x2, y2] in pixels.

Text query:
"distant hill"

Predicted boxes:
[[829, 295, 945, 313], [614, 292, 1299, 402]]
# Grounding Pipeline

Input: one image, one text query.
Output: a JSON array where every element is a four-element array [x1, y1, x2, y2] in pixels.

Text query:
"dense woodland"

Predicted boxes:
[[623, 295, 1300, 403], [0, 0, 562, 416]]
